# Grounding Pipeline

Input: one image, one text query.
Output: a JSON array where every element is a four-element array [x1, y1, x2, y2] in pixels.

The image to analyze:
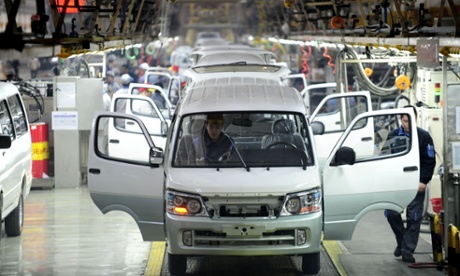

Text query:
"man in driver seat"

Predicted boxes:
[[194, 114, 233, 163]]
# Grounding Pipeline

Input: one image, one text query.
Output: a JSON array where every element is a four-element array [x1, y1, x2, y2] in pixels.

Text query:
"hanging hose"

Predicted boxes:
[[322, 46, 336, 74], [301, 45, 311, 80], [139, 45, 145, 63], [155, 41, 163, 66], [125, 47, 139, 61]]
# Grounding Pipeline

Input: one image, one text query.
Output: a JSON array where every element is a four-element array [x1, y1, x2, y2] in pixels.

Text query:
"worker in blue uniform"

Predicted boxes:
[[384, 105, 436, 263]]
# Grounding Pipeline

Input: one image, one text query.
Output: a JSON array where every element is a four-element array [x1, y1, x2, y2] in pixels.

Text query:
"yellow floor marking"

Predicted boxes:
[[143, 240, 346, 275], [145, 242, 166, 275], [323, 240, 348, 276]]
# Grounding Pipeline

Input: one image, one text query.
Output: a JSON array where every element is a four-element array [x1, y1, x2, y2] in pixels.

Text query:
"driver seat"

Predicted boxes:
[[261, 119, 306, 150]]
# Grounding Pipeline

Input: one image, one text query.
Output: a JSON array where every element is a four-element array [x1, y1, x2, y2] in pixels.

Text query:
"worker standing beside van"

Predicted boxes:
[[194, 114, 233, 163], [384, 106, 436, 263]]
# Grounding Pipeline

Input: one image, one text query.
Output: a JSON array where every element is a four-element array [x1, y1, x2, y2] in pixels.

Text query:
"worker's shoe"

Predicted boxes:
[[394, 246, 401, 257], [402, 252, 415, 263]]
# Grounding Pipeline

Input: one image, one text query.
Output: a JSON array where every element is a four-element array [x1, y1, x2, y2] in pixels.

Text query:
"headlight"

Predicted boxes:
[[280, 188, 321, 216], [167, 191, 207, 216]]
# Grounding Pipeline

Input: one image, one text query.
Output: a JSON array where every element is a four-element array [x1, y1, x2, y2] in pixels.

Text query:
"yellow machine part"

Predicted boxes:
[[448, 224, 459, 275], [284, 0, 294, 8], [395, 75, 411, 90], [364, 67, 373, 77]]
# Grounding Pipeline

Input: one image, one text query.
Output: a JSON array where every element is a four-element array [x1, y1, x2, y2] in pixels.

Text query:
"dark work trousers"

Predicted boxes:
[[385, 191, 425, 254]]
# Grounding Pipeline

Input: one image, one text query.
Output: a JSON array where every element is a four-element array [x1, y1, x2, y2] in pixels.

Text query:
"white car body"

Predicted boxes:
[[0, 82, 32, 237], [190, 48, 277, 66], [88, 76, 420, 275]]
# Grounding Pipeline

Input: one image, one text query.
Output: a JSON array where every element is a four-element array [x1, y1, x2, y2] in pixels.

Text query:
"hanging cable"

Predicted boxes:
[[14, 81, 45, 123], [335, 46, 416, 97]]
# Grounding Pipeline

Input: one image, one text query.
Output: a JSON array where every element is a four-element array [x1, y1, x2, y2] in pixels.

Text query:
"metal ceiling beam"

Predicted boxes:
[[55, 0, 71, 37], [85, 0, 103, 38], [106, 1, 123, 37], [447, 0, 460, 36], [290, 35, 460, 48], [133, 0, 146, 34], [4, 0, 20, 34], [122, 1, 137, 34]]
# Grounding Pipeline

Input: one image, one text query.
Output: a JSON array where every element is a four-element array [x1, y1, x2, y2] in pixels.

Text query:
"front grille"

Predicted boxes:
[[204, 196, 285, 219], [193, 229, 296, 247]]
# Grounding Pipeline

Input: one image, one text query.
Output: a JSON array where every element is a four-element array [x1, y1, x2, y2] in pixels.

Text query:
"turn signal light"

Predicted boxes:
[[174, 207, 188, 215]]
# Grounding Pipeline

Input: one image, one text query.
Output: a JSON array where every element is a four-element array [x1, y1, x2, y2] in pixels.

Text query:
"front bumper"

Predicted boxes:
[[166, 211, 322, 256]]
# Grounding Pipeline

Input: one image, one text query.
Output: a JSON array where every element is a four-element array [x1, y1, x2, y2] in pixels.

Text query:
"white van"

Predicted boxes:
[[0, 82, 32, 237], [87, 78, 420, 275]]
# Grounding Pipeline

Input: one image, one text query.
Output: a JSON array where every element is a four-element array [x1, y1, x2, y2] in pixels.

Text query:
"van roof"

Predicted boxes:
[[181, 78, 306, 114], [183, 64, 291, 82], [0, 82, 20, 98]]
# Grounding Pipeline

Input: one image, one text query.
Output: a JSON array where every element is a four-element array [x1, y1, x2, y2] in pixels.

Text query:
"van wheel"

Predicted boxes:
[[302, 252, 321, 275], [5, 191, 23, 237], [168, 253, 186, 275]]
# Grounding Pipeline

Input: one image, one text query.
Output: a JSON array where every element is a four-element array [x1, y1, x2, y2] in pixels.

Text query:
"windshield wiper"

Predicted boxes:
[[224, 133, 250, 172]]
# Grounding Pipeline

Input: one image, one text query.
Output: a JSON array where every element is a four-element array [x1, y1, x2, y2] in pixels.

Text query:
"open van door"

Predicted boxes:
[[300, 82, 338, 115], [128, 83, 175, 119], [88, 112, 165, 241], [143, 71, 182, 105], [311, 91, 373, 166], [110, 94, 168, 151], [322, 108, 419, 240]]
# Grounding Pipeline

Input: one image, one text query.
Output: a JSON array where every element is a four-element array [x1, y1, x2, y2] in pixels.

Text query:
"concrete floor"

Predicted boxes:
[[0, 185, 340, 276], [0, 185, 446, 276], [0, 186, 151, 276]]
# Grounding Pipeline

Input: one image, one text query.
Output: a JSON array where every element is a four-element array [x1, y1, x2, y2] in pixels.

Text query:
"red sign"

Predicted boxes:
[[55, 0, 84, 14]]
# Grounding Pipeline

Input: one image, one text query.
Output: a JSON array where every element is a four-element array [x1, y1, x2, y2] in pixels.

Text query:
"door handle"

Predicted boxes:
[[361, 137, 372, 141], [88, 168, 100, 174], [127, 121, 134, 125], [403, 166, 418, 172], [109, 139, 119, 144]]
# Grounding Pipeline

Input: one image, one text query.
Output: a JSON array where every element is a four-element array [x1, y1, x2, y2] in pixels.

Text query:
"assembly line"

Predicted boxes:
[[1, 0, 460, 275]]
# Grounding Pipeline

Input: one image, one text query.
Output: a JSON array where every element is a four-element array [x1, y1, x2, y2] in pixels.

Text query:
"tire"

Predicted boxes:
[[168, 253, 187, 275], [302, 252, 321, 275], [5, 191, 23, 237]]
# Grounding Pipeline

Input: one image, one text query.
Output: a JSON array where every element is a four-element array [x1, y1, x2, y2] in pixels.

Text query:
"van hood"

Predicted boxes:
[[167, 167, 321, 196]]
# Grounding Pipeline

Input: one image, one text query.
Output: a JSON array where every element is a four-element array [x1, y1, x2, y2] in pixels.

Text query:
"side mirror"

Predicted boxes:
[[161, 121, 169, 137], [331, 146, 355, 166], [0, 134, 11, 149], [150, 147, 164, 165], [311, 121, 325, 135]]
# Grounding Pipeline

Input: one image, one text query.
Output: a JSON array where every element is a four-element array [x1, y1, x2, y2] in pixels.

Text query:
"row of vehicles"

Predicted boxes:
[[88, 45, 420, 275]]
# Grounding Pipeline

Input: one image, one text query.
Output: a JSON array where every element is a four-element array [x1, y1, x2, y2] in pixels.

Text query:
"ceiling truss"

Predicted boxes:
[[0, 0, 459, 58]]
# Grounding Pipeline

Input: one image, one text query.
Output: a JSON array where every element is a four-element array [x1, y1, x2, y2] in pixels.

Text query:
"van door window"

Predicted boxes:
[[7, 95, 28, 137], [0, 101, 14, 138], [341, 113, 411, 162]]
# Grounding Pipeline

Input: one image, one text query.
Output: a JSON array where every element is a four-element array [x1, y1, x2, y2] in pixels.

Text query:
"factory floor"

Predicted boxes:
[[0, 184, 444, 276]]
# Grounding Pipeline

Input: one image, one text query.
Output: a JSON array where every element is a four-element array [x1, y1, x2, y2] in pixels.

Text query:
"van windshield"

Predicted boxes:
[[172, 112, 314, 168]]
